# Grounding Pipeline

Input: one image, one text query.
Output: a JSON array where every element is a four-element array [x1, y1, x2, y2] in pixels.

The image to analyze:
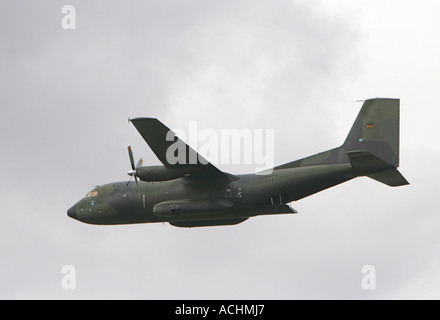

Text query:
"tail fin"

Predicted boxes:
[[343, 98, 400, 167], [274, 98, 409, 187], [343, 98, 409, 186]]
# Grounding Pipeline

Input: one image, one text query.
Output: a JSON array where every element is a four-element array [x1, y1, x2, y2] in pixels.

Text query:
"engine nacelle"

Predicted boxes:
[[136, 166, 192, 182]]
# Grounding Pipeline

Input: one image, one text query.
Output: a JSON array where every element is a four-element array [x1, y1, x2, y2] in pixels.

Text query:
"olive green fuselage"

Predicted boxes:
[[68, 163, 354, 226]]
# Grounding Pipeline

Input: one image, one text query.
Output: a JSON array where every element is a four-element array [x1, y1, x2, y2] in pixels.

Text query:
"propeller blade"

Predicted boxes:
[[128, 146, 135, 171], [127, 146, 141, 197], [134, 175, 139, 194], [136, 158, 143, 169], [126, 175, 133, 187]]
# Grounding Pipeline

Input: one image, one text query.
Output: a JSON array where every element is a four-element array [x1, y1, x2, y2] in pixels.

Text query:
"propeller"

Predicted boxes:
[[126, 146, 143, 193]]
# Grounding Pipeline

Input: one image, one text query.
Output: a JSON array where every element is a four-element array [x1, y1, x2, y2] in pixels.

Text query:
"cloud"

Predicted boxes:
[[1, 0, 438, 300]]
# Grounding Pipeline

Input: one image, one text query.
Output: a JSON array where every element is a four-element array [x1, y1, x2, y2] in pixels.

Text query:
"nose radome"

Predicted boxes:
[[67, 204, 77, 219]]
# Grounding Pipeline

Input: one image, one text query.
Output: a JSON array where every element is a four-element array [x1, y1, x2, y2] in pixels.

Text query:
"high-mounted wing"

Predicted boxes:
[[129, 118, 236, 182]]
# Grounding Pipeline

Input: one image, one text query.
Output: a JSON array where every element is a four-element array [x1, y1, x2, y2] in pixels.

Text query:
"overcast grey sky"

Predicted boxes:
[[1, 0, 439, 299]]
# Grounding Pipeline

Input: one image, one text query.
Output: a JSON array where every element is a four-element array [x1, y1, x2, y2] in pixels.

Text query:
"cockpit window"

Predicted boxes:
[[86, 189, 98, 198]]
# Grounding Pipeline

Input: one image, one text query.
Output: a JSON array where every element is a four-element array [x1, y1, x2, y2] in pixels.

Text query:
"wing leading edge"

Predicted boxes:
[[129, 118, 236, 182]]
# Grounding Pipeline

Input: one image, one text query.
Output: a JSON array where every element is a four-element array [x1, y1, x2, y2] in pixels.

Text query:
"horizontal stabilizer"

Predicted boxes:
[[347, 150, 409, 187], [368, 169, 409, 187], [347, 150, 395, 175]]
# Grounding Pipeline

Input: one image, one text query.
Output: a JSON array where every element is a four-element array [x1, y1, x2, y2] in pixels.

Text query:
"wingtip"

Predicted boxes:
[[129, 117, 159, 122]]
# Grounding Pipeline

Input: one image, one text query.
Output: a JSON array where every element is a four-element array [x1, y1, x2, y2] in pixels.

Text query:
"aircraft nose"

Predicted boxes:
[[67, 204, 77, 219]]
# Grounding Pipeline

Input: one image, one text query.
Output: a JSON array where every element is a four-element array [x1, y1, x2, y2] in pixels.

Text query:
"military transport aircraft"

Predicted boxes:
[[67, 98, 409, 227]]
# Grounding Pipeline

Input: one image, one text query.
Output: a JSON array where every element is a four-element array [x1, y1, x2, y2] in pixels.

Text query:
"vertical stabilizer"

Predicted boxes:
[[343, 98, 400, 167]]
